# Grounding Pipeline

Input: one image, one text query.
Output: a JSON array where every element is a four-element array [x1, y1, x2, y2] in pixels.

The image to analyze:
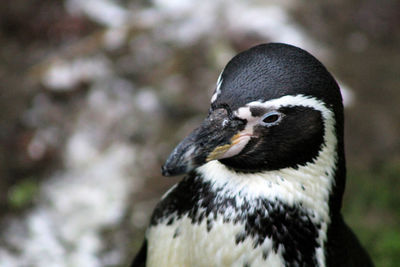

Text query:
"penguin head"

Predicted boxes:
[[162, 43, 344, 176]]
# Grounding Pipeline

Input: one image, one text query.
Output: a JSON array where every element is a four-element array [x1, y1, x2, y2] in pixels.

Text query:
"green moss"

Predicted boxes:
[[343, 160, 400, 267], [8, 179, 38, 209]]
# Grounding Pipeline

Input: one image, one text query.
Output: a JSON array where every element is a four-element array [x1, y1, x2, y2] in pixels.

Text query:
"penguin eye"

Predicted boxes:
[[261, 111, 283, 126]]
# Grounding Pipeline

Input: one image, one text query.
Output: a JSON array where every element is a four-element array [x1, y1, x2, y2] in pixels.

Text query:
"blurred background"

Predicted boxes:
[[0, 0, 399, 266]]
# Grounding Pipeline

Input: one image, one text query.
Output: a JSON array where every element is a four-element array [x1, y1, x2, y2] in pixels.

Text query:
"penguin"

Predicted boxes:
[[131, 43, 374, 267]]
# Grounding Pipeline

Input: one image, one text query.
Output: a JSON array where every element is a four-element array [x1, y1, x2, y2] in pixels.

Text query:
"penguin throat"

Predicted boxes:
[[197, 158, 336, 225]]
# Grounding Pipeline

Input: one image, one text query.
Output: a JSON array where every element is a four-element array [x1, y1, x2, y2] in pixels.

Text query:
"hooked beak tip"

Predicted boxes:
[[161, 161, 190, 177], [161, 165, 172, 177]]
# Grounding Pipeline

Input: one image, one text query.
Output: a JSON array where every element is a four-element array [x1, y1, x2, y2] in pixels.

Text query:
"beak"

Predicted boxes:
[[161, 108, 248, 176]]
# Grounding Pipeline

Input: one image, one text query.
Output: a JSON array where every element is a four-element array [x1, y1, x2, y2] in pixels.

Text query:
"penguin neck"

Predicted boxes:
[[197, 156, 336, 227]]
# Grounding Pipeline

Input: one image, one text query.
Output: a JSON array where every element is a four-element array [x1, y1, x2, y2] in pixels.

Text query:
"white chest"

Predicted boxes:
[[146, 214, 284, 267]]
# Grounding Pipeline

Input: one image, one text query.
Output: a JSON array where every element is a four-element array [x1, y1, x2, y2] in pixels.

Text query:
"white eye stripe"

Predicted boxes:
[[246, 95, 331, 120], [235, 94, 334, 122]]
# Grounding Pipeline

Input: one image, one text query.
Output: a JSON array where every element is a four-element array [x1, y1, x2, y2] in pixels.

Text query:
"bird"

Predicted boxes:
[[131, 43, 374, 267]]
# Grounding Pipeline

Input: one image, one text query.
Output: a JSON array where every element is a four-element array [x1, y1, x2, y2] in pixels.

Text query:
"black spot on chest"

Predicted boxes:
[[150, 173, 322, 267]]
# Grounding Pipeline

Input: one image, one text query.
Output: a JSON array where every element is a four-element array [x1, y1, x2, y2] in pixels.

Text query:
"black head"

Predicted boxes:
[[212, 43, 342, 113], [162, 43, 344, 183]]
